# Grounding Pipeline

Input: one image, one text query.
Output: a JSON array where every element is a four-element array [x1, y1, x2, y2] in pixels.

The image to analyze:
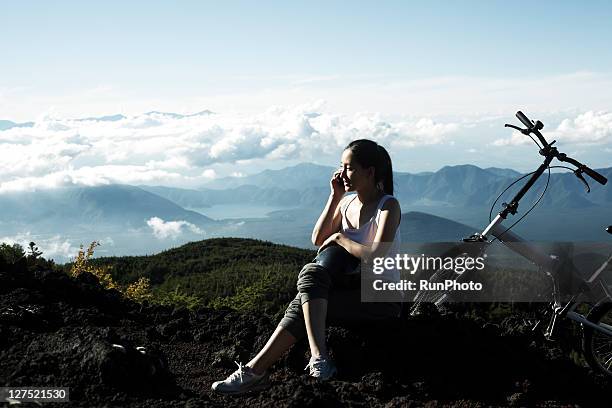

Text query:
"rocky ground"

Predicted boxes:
[[1, 261, 611, 407]]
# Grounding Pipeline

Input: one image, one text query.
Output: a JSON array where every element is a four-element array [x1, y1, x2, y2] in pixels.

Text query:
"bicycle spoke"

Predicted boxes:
[[596, 350, 612, 365], [593, 342, 612, 353], [594, 351, 612, 371], [605, 355, 612, 370], [593, 335, 612, 353]]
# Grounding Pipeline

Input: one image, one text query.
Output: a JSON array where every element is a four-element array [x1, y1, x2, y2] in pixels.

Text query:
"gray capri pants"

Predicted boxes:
[[278, 261, 401, 341]]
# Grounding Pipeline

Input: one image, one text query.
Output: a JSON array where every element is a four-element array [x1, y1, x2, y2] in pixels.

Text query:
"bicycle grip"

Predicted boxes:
[[583, 167, 608, 185], [516, 111, 533, 129]]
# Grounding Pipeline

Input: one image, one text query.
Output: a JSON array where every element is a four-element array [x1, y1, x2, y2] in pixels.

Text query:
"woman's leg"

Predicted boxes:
[[246, 326, 297, 375], [246, 262, 333, 375], [294, 262, 333, 359], [246, 291, 306, 375], [302, 298, 329, 358]]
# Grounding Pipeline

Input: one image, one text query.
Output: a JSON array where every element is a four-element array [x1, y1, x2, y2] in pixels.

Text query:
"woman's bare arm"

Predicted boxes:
[[312, 168, 346, 246], [311, 194, 345, 246]]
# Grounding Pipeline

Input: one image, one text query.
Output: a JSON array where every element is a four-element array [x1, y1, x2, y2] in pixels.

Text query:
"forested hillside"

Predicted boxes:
[[59, 238, 316, 315]]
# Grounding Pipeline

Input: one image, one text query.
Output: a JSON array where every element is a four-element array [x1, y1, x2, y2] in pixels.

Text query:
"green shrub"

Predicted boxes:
[[124, 277, 154, 304], [0, 243, 25, 264], [152, 285, 202, 310]]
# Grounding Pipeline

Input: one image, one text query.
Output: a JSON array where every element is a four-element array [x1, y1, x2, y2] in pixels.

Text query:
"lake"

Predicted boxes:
[[187, 203, 294, 220]]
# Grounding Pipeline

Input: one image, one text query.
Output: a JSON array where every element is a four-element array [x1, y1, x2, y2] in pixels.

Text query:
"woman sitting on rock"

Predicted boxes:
[[212, 139, 402, 394]]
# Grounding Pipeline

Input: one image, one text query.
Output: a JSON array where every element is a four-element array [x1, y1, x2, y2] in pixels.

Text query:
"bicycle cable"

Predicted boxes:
[[548, 165, 575, 172], [489, 171, 537, 222], [527, 134, 542, 149], [489, 166, 551, 244], [489, 165, 575, 221]]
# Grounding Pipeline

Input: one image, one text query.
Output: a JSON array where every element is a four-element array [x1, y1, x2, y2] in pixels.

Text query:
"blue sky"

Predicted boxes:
[[1, 1, 611, 185], [4, 1, 612, 80], [3, 1, 612, 102]]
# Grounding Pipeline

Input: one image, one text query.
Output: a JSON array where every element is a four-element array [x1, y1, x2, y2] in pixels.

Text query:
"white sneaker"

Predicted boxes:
[[211, 361, 270, 394], [304, 356, 337, 380]]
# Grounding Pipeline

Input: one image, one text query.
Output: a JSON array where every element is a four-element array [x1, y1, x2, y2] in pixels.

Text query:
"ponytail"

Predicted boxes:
[[376, 144, 393, 196]]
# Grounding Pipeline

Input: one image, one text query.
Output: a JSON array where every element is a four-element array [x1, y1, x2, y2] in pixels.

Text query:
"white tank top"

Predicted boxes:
[[340, 194, 401, 283]]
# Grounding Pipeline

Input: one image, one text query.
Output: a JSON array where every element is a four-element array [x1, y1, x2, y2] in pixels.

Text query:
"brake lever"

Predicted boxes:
[[574, 169, 591, 193], [505, 124, 530, 135]]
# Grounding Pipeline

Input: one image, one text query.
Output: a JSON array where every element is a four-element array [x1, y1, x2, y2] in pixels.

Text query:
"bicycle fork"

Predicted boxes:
[[539, 267, 567, 340], [544, 283, 612, 340], [543, 301, 574, 340]]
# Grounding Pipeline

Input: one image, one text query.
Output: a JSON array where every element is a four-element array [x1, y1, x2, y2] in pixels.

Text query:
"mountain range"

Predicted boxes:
[[0, 185, 214, 233], [143, 162, 612, 210]]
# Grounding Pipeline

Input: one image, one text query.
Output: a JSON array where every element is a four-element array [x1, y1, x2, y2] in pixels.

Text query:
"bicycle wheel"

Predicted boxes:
[[582, 301, 612, 377]]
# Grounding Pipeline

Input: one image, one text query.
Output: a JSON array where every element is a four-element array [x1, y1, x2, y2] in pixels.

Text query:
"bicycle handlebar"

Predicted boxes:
[[583, 167, 608, 185], [516, 111, 533, 129], [480, 110, 610, 242], [513, 111, 608, 186], [516, 111, 549, 148], [559, 155, 608, 185]]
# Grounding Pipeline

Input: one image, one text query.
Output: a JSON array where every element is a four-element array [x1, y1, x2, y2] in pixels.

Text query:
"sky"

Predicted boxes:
[[1, 0, 612, 190]]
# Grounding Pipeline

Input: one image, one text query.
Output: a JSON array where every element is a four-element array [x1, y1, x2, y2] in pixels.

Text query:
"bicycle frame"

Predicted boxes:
[[427, 153, 556, 305], [481, 151, 554, 241], [489, 223, 612, 339]]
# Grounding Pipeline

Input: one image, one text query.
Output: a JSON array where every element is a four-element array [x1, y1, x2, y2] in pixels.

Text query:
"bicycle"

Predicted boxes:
[[409, 111, 612, 377]]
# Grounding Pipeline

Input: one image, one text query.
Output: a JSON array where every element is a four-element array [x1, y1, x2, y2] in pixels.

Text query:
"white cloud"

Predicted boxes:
[[0, 106, 463, 192], [0, 232, 79, 261], [4, 70, 612, 123], [146, 216, 204, 240], [202, 169, 217, 179], [492, 110, 612, 147], [552, 111, 612, 145], [491, 131, 533, 147], [100, 236, 115, 247], [391, 118, 459, 148], [0, 165, 183, 193]]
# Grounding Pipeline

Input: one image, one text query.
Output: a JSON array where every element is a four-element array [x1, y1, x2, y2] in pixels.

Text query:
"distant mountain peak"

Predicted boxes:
[[439, 164, 484, 172], [0, 119, 35, 130], [144, 110, 215, 119], [292, 162, 331, 169], [75, 114, 126, 122], [267, 162, 331, 173], [484, 167, 523, 178]]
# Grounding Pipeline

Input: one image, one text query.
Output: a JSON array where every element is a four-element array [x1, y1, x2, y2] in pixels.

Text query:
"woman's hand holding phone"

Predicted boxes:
[[330, 168, 344, 197]]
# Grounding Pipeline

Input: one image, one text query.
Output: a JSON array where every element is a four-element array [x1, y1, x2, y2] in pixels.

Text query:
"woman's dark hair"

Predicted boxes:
[[344, 139, 394, 195]]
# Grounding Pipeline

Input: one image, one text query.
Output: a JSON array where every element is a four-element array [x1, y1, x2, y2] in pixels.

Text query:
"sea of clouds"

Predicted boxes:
[[1, 103, 611, 194]]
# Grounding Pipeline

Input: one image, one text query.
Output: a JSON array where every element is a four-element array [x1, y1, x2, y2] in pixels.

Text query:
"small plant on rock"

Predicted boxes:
[[70, 241, 118, 290], [125, 277, 154, 304]]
